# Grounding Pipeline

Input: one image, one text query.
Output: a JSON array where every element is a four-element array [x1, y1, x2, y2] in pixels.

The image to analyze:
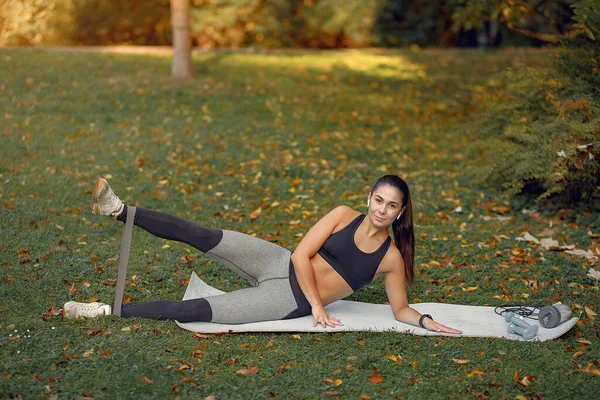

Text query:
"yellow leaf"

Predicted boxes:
[[462, 286, 479, 292], [576, 338, 592, 345], [291, 334, 301, 340], [249, 207, 262, 220], [515, 395, 527, 400], [467, 369, 484, 377], [573, 351, 584, 358], [520, 375, 535, 386], [588, 368, 600, 376], [387, 355, 401, 364], [585, 305, 597, 319], [452, 358, 470, 364], [334, 379, 342, 386]]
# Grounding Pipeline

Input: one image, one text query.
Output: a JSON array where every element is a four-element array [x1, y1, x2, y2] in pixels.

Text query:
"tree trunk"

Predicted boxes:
[[170, 0, 193, 78]]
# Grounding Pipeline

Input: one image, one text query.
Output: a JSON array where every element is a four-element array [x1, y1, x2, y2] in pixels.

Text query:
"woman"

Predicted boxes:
[[64, 175, 461, 334]]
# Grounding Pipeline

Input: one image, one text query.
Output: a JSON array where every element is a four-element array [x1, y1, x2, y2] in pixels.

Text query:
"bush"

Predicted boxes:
[[468, 35, 599, 215], [69, 0, 172, 45]]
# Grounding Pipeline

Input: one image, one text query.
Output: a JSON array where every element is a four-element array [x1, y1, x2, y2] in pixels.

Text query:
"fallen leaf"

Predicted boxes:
[[576, 338, 592, 345], [520, 375, 536, 387], [142, 375, 153, 385], [573, 351, 585, 358], [516, 232, 540, 244], [249, 207, 262, 220], [387, 355, 402, 364], [98, 350, 113, 357], [235, 366, 259, 375], [368, 368, 384, 384], [467, 369, 484, 377], [566, 249, 596, 260], [334, 379, 342, 386], [452, 358, 470, 364], [585, 305, 597, 319], [587, 268, 600, 281]]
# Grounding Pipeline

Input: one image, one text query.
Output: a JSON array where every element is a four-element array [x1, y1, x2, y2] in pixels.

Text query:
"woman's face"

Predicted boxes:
[[367, 185, 404, 228]]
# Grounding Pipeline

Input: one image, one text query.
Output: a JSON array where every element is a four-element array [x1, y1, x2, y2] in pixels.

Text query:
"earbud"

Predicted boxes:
[[367, 199, 370, 207], [397, 211, 403, 220]]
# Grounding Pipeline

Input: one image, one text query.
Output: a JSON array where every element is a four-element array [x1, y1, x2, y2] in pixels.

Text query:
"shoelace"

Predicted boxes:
[[77, 304, 107, 317], [99, 184, 123, 216]]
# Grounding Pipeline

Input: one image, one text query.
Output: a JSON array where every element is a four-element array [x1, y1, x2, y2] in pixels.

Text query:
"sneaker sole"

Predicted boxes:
[[91, 177, 105, 215]]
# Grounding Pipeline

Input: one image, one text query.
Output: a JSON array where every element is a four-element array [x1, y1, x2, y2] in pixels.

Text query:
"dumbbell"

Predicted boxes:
[[505, 311, 538, 340]]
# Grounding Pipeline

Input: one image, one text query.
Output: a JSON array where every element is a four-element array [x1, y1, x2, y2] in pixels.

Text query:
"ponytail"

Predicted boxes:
[[372, 175, 415, 285]]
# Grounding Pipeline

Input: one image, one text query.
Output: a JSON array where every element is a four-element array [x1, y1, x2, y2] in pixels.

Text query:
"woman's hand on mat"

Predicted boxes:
[[424, 318, 462, 334], [312, 305, 343, 328]]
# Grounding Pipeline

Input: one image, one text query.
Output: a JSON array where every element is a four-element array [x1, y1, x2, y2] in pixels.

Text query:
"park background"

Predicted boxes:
[[1, 0, 599, 398]]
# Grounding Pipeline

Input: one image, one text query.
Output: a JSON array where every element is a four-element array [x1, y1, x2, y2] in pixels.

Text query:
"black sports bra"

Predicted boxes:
[[317, 214, 391, 291]]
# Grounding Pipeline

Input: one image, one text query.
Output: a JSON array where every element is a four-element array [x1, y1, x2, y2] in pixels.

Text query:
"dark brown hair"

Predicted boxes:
[[371, 175, 415, 285]]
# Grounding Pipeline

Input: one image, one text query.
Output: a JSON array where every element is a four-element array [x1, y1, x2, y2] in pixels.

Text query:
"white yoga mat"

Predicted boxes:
[[176, 272, 578, 342]]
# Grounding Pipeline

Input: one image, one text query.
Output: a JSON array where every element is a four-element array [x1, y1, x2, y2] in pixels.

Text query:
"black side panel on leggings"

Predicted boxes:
[[118, 206, 223, 252], [283, 260, 312, 319], [117, 298, 213, 323]]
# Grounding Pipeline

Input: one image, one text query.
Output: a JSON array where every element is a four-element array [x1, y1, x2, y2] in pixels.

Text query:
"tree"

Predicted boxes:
[[170, 0, 193, 78]]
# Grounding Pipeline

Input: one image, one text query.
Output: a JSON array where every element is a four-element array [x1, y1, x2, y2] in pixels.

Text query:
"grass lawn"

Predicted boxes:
[[0, 46, 598, 399]]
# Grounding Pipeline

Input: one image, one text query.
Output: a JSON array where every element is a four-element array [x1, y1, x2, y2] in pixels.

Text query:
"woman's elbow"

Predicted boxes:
[[291, 252, 305, 264]]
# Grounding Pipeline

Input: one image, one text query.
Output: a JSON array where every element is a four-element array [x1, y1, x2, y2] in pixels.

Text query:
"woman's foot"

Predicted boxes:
[[64, 301, 111, 319], [92, 177, 124, 217]]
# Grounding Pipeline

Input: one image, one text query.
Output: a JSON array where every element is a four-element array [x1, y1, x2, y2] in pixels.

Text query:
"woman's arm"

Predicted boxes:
[[383, 254, 462, 334], [291, 206, 352, 328]]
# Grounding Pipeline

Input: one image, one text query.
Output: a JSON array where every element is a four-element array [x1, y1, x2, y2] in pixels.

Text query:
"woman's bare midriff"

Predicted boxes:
[[309, 252, 354, 306]]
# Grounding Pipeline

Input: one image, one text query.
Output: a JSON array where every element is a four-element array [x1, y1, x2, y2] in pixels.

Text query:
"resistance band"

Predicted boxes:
[[113, 206, 136, 317]]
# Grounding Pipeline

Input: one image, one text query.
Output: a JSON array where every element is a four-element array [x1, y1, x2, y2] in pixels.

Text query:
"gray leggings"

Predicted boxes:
[[116, 207, 307, 323]]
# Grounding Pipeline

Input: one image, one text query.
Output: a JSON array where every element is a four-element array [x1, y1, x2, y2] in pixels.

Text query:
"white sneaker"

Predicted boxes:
[[91, 177, 124, 217], [64, 301, 111, 319]]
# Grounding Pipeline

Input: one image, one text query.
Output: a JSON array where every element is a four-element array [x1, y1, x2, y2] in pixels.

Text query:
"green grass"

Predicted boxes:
[[1, 47, 598, 399]]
